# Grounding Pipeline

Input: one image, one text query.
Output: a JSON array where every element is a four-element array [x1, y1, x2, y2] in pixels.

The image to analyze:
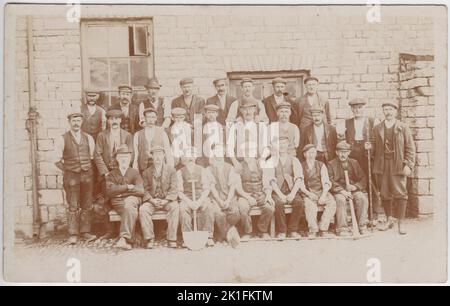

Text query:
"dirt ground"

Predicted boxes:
[[3, 217, 447, 283]]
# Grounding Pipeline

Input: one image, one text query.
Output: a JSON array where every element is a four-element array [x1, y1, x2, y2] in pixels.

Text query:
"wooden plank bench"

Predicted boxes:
[[109, 204, 325, 237]]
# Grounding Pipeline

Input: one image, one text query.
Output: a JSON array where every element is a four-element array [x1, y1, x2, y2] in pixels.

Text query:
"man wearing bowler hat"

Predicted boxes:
[[111, 84, 140, 134], [54, 112, 97, 244], [138, 77, 171, 129], [299, 105, 338, 164], [80, 88, 106, 141], [206, 78, 238, 125], [171, 78, 205, 125], [263, 77, 298, 124], [371, 100, 415, 235], [296, 76, 331, 129], [328, 141, 369, 237]]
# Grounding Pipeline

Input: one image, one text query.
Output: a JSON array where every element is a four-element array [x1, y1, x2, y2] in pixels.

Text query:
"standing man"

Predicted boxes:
[[138, 77, 171, 129], [206, 78, 237, 125], [265, 136, 304, 239], [269, 102, 300, 157], [105, 144, 145, 250], [328, 141, 369, 236], [171, 78, 205, 125], [226, 78, 269, 123], [139, 146, 180, 249], [263, 77, 298, 124], [296, 76, 331, 130], [371, 100, 415, 235], [133, 107, 173, 174], [300, 144, 336, 238], [111, 84, 140, 134], [299, 105, 338, 164], [54, 112, 97, 244], [80, 88, 106, 141]]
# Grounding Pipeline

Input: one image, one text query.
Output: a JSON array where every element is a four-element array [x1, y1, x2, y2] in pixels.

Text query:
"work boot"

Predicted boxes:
[[359, 227, 370, 236], [276, 233, 286, 240], [67, 210, 79, 236], [307, 231, 317, 238], [377, 217, 395, 231], [167, 241, 178, 248], [207, 238, 215, 247], [320, 231, 335, 238], [288, 232, 301, 239], [398, 220, 407, 235], [260, 233, 271, 239], [145, 239, 155, 249], [116, 237, 132, 250], [67, 235, 78, 245], [337, 230, 352, 237], [226, 226, 240, 249], [81, 233, 97, 242], [240, 234, 251, 242]]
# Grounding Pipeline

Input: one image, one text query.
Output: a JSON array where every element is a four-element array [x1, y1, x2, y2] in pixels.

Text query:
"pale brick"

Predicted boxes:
[[37, 139, 54, 151], [415, 140, 433, 153], [412, 128, 433, 140], [39, 189, 64, 205], [417, 196, 433, 215], [38, 162, 60, 176], [46, 176, 57, 189]]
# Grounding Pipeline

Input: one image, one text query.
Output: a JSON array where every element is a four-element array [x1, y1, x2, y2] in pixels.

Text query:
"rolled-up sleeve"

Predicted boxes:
[[87, 134, 95, 159], [292, 158, 304, 182], [320, 164, 331, 190]]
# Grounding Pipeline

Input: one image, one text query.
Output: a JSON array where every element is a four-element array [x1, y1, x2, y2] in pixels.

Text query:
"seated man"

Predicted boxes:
[[206, 144, 241, 247], [105, 144, 145, 250], [264, 136, 304, 239], [300, 144, 336, 238], [178, 147, 215, 247], [139, 146, 180, 249], [328, 141, 369, 236], [234, 156, 275, 240]]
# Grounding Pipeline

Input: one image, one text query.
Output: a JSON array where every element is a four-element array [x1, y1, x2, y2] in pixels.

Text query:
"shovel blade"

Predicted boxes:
[[182, 231, 209, 251]]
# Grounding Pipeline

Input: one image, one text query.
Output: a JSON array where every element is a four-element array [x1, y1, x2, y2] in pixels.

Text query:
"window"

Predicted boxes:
[[81, 19, 154, 106], [227, 71, 309, 100]]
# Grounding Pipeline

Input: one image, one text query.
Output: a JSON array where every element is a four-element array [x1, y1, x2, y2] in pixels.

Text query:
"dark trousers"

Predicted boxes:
[[273, 182, 304, 234], [63, 169, 94, 235]]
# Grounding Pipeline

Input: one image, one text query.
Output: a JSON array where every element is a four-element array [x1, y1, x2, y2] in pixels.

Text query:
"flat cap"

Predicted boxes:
[[85, 88, 100, 95], [118, 84, 133, 92], [203, 104, 220, 112], [310, 105, 324, 113], [143, 107, 157, 116], [150, 145, 165, 154], [272, 77, 287, 85], [302, 144, 317, 153], [276, 101, 292, 110], [179, 78, 194, 86], [304, 76, 319, 84], [240, 77, 253, 85], [67, 112, 83, 120], [171, 107, 187, 116], [144, 77, 162, 89], [114, 144, 132, 156], [213, 78, 227, 85], [348, 98, 367, 106], [382, 100, 399, 109], [239, 96, 258, 108], [106, 109, 122, 118], [336, 141, 352, 151]]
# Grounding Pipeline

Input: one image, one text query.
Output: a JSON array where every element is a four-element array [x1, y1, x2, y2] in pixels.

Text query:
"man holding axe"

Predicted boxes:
[[178, 147, 215, 247], [328, 141, 369, 237]]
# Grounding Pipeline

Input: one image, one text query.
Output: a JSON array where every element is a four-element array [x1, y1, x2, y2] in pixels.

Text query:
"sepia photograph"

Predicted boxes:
[[1, 1, 448, 287]]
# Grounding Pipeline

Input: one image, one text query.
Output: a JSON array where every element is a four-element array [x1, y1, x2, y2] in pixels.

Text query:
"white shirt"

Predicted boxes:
[[109, 128, 121, 153], [217, 94, 227, 110], [87, 105, 97, 116], [307, 94, 318, 106], [274, 95, 284, 105], [313, 124, 325, 151], [354, 117, 365, 141]]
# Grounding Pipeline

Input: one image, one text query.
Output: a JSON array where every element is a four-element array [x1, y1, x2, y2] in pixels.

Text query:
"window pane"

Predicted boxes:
[[110, 59, 129, 89], [87, 26, 108, 57], [108, 26, 129, 57], [252, 83, 263, 100], [285, 81, 298, 100], [89, 58, 109, 89], [131, 57, 149, 86], [134, 26, 148, 55]]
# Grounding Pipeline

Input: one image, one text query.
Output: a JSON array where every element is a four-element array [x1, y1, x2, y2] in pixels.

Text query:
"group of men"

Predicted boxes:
[[54, 75, 416, 250]]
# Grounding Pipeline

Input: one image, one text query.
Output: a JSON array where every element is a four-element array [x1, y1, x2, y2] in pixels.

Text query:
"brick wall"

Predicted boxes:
[[9, 6, 436, 237]]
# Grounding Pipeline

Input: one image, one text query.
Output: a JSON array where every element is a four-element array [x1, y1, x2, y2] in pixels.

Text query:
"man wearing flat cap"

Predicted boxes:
[[263, 77, 299, 124], [328, 141, 369, 236], [140, 146, 180, 249], [171, 78, 205, 125], [371, 100, 415, 235], [133, 107, 173, 174], [226, 78, 269, 123], [80, 88, 106, 141], [54, 112, 97, 244], [138, 77, 171, 129], [106, 144, 145, 250], [206, 78, 238, 125], [269, 101, 300, 157], [343, 98, 383, 226], [295, 76, 331, 130], [111, 84, 140, 134], [299, 105, 338, 165]]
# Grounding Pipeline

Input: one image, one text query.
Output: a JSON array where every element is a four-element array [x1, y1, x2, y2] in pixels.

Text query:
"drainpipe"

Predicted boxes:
[[25, 16, 41, 239]]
